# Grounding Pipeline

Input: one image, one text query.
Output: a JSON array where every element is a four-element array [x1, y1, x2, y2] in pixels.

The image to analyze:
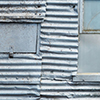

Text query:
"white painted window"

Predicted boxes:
[[73, 0, 100, 81]]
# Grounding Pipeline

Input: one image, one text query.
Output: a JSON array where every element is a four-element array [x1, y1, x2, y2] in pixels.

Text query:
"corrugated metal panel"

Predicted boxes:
[[0, 0, 46, 23], [0, 54, 41, 99], [40, 0, 78, 81], [40, 0, 100, 99]]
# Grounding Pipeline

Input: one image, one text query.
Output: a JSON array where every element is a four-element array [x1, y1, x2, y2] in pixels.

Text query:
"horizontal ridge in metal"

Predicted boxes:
[[41, 0, 78, 80], [0, 0, 46, 23], [0, 54, 42, 98]]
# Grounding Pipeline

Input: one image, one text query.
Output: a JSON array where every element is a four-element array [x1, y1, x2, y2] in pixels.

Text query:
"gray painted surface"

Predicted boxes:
[[0, 23, 37, 53]]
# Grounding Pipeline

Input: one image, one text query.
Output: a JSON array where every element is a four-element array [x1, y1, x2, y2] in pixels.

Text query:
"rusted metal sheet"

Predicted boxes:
[[0, 0, 46, 23]]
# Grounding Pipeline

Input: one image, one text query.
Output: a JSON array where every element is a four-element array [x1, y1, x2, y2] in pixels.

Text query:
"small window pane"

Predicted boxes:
[[78, 34, 100, 73], [84, 0, 100, 30]]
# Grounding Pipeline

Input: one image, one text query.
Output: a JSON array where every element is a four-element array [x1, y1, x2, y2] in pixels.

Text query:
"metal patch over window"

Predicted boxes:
[[0, 23, 37, 53]]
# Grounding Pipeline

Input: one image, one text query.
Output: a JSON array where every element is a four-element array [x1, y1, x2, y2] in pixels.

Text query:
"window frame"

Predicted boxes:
[[73, 0, 100, 82]]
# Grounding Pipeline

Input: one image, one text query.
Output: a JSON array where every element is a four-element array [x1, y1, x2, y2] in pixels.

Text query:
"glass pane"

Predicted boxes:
[[84, 0, 100, 30], [78, 34, 100, 73]]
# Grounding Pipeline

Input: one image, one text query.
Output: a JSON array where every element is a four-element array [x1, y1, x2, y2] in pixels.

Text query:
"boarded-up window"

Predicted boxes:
[[0, 0, 46, 55], [0, 23, 37, 53]]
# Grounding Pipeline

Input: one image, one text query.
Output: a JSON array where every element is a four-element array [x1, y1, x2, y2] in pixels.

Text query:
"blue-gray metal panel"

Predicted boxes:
[[40, 0, 78, 98], [0, 54, 42, 99], [0, 24, 37, 53], [0, 0, 46, 23], [40, 0, 100, 99], [41, 0, 78, 81]]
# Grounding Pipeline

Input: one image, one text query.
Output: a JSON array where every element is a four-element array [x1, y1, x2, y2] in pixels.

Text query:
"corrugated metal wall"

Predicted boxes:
[[0, 54, 41, 100], [0, 0, 100, 100], [40, 0, 100, 100], [0, 0, 46, 99], [0, 0, 46, 23]]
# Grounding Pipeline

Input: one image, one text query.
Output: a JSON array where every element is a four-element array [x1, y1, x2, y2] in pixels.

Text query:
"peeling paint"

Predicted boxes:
[[0, 0, 46, 23]]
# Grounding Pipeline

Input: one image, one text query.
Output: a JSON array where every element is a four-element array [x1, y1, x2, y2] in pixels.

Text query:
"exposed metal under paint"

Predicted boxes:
[[0, 0, 43, 100], [0, 54, 42, 99], [0, 0, 99, 99], [40, 0, 100, 99], [0, 0, 46, 23], [0, 23, 37, 53]]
